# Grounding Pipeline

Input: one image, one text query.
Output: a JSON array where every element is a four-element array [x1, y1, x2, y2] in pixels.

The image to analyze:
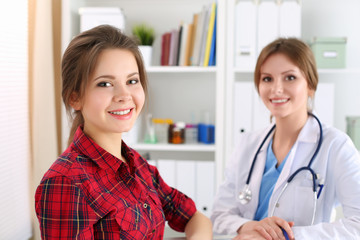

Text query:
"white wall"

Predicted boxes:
[[302, 0, 360, 132]]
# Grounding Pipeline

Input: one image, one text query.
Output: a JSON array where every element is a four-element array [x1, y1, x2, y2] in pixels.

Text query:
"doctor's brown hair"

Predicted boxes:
[[61, 25, 148, 146], [254, 37, 318, 93]]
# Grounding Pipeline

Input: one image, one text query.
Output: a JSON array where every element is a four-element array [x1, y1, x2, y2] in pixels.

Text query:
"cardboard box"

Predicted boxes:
[[311, 37, 347, 69], [79, 7, 125, 32]]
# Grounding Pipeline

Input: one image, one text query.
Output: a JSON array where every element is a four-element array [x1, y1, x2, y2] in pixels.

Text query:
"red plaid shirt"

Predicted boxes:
[[35, 127, 196, 239]]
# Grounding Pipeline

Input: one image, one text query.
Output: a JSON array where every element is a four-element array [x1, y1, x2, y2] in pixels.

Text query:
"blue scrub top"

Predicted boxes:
[[254, 138, 290, 221]]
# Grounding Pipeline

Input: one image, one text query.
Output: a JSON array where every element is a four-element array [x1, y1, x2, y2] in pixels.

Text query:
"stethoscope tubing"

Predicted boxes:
[[245, 112, 322, 189], [239, 113, 323, 224]]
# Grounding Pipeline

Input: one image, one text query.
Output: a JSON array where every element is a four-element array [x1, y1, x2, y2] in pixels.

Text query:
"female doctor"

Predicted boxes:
[[211, 38, 360, 240]]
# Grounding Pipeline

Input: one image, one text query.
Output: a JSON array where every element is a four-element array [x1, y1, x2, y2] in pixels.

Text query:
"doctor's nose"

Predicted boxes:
[[272, 79, 283, 94]]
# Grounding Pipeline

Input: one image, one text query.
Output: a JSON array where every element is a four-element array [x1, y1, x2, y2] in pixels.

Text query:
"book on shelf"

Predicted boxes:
[[208, 9, 217, 67], [168, 29, 179, 66], [158, 2, 217, 67], [198, 4, 211, 66], [176, 24, 183, 66], [191, 6, 207, 66], [160, 31, 172, 66], [184, 23, 194, 66], [203, 2, 216, 67], [188, 13, 199, 66], [178, 23, 189, 66]]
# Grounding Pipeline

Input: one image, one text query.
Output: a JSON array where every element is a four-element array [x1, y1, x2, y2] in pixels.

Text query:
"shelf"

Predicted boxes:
[[146, 66, 217, 73], [233, 68, 360, 74], [317, 68, 360, 74], [132, 143, 216, 152]]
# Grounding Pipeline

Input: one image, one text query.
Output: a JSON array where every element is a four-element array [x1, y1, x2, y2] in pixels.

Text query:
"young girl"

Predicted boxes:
[[35, 25, 212, 239], [211, 38, 360, 239]]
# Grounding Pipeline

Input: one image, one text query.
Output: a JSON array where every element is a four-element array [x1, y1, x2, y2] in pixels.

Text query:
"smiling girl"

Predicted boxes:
[[35, 25, 212, 239]]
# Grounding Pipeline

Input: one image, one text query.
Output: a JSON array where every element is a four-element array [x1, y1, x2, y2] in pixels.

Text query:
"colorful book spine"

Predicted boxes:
[[203, 2, 216, 67]]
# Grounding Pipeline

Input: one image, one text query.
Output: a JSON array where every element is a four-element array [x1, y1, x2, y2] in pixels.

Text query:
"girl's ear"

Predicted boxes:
[[69, 92, 81, 111]]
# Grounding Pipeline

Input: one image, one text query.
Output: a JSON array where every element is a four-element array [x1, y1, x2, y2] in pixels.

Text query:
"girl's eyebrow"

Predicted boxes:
[[93, 75, 114, 81], [93, 72, 139, 81], [128, 72, 139, 78]]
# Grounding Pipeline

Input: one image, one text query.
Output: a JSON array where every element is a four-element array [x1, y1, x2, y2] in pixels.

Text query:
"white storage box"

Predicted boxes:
[[79, 7, 125, 32]]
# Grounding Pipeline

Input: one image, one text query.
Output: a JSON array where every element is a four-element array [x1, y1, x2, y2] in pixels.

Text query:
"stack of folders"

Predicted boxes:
[[148, 159, 215, 218], [160, 2, 217, 67], [235, 0, 301, 70]]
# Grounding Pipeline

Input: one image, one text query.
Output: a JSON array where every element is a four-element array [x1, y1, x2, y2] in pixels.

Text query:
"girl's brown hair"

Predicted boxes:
[[62, 25, 148, 146], [254, 37, 318, 93]]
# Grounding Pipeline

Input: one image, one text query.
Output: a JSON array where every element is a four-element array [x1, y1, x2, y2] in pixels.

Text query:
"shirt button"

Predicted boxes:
[[143, 203, 148, 208], [276, 203, 280, 208]]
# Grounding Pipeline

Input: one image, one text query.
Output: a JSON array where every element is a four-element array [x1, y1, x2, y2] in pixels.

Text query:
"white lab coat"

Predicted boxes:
[[211, 116, 360, 239]]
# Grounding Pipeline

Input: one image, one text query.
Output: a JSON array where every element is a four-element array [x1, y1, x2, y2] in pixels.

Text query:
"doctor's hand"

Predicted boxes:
[[237, 217, 294, 240], [232, 229, 267, 240]]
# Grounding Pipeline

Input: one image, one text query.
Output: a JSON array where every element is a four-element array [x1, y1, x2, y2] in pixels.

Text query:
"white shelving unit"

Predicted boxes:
[[224, 0, 360, 162], [61, 0, 226, 186], [61, 0, 360, 192]]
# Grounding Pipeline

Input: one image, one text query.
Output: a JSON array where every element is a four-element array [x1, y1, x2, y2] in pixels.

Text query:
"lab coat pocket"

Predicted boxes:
[[294, 185, 315, 226]]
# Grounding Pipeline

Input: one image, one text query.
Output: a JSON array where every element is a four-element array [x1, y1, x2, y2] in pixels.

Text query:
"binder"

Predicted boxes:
[[157, 159, 176, 188], [196, 161, 215, 218], [233, 82, 254, 146], [176, 160, 196, 200], [279, 1, 301, 38], [314, 83, 334, 126], [234, 1, 257, 70], [257, 1, 279, 55]]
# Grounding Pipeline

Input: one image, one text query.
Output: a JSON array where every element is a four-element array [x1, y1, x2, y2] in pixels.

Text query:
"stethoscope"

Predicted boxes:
[[238, 113, 323, 225]]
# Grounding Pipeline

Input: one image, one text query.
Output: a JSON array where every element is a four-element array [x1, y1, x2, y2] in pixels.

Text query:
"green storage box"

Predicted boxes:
[[311, 37, 347, 69], [346, 116, 360, 150]]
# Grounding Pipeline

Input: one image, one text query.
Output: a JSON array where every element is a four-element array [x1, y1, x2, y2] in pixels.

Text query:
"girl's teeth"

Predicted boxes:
[[272, 99, 288, 103], [110, 109, 131, 115]]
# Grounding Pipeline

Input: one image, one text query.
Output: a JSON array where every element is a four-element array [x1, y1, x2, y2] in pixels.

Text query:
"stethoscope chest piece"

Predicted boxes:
[[238, 184, 252, 204]]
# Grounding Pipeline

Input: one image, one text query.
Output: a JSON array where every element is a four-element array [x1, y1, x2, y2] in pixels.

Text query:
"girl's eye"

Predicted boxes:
[[97, 82, 112, 87], [128, 79, 139, 85], [286, 75, 296, 81], [262, 76, 272, 82]]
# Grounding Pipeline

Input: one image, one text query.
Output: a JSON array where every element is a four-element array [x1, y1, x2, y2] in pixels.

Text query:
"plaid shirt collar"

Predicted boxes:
[[72, 126, 135, 173]]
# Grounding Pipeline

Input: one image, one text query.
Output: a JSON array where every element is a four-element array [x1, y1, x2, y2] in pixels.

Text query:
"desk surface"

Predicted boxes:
[[165, 236, 234, 240]]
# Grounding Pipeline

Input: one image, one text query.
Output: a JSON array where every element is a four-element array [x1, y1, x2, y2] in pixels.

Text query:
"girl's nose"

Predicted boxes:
[[113, 85, 132, 102]]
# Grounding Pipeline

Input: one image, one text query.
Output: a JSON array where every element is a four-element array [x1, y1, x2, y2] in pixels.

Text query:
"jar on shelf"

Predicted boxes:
[[185, 123, 198, 144], [168, 122, 185, 144], [152, 118, 173, 143]]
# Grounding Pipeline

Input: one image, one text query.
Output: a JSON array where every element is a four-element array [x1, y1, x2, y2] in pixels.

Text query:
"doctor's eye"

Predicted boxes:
[[262, 76, 272, 82], [97, 81, 112, 87]]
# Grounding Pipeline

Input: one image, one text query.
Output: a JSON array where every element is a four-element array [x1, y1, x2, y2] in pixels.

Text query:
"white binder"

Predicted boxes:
[[176, 160, 196, 200], [233, 82, 254, 146], [196, 161, 215, 218], [234, 1, 257, 70], [157, 159, 176, 188], [279, 1, 302, 38], [314, 83, 335, 126], [257, 1, 279, 55]]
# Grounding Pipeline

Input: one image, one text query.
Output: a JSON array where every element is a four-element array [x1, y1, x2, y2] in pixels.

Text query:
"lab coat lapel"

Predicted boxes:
[[273, 116, 319, 193], [248, 125, 274, 212]]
